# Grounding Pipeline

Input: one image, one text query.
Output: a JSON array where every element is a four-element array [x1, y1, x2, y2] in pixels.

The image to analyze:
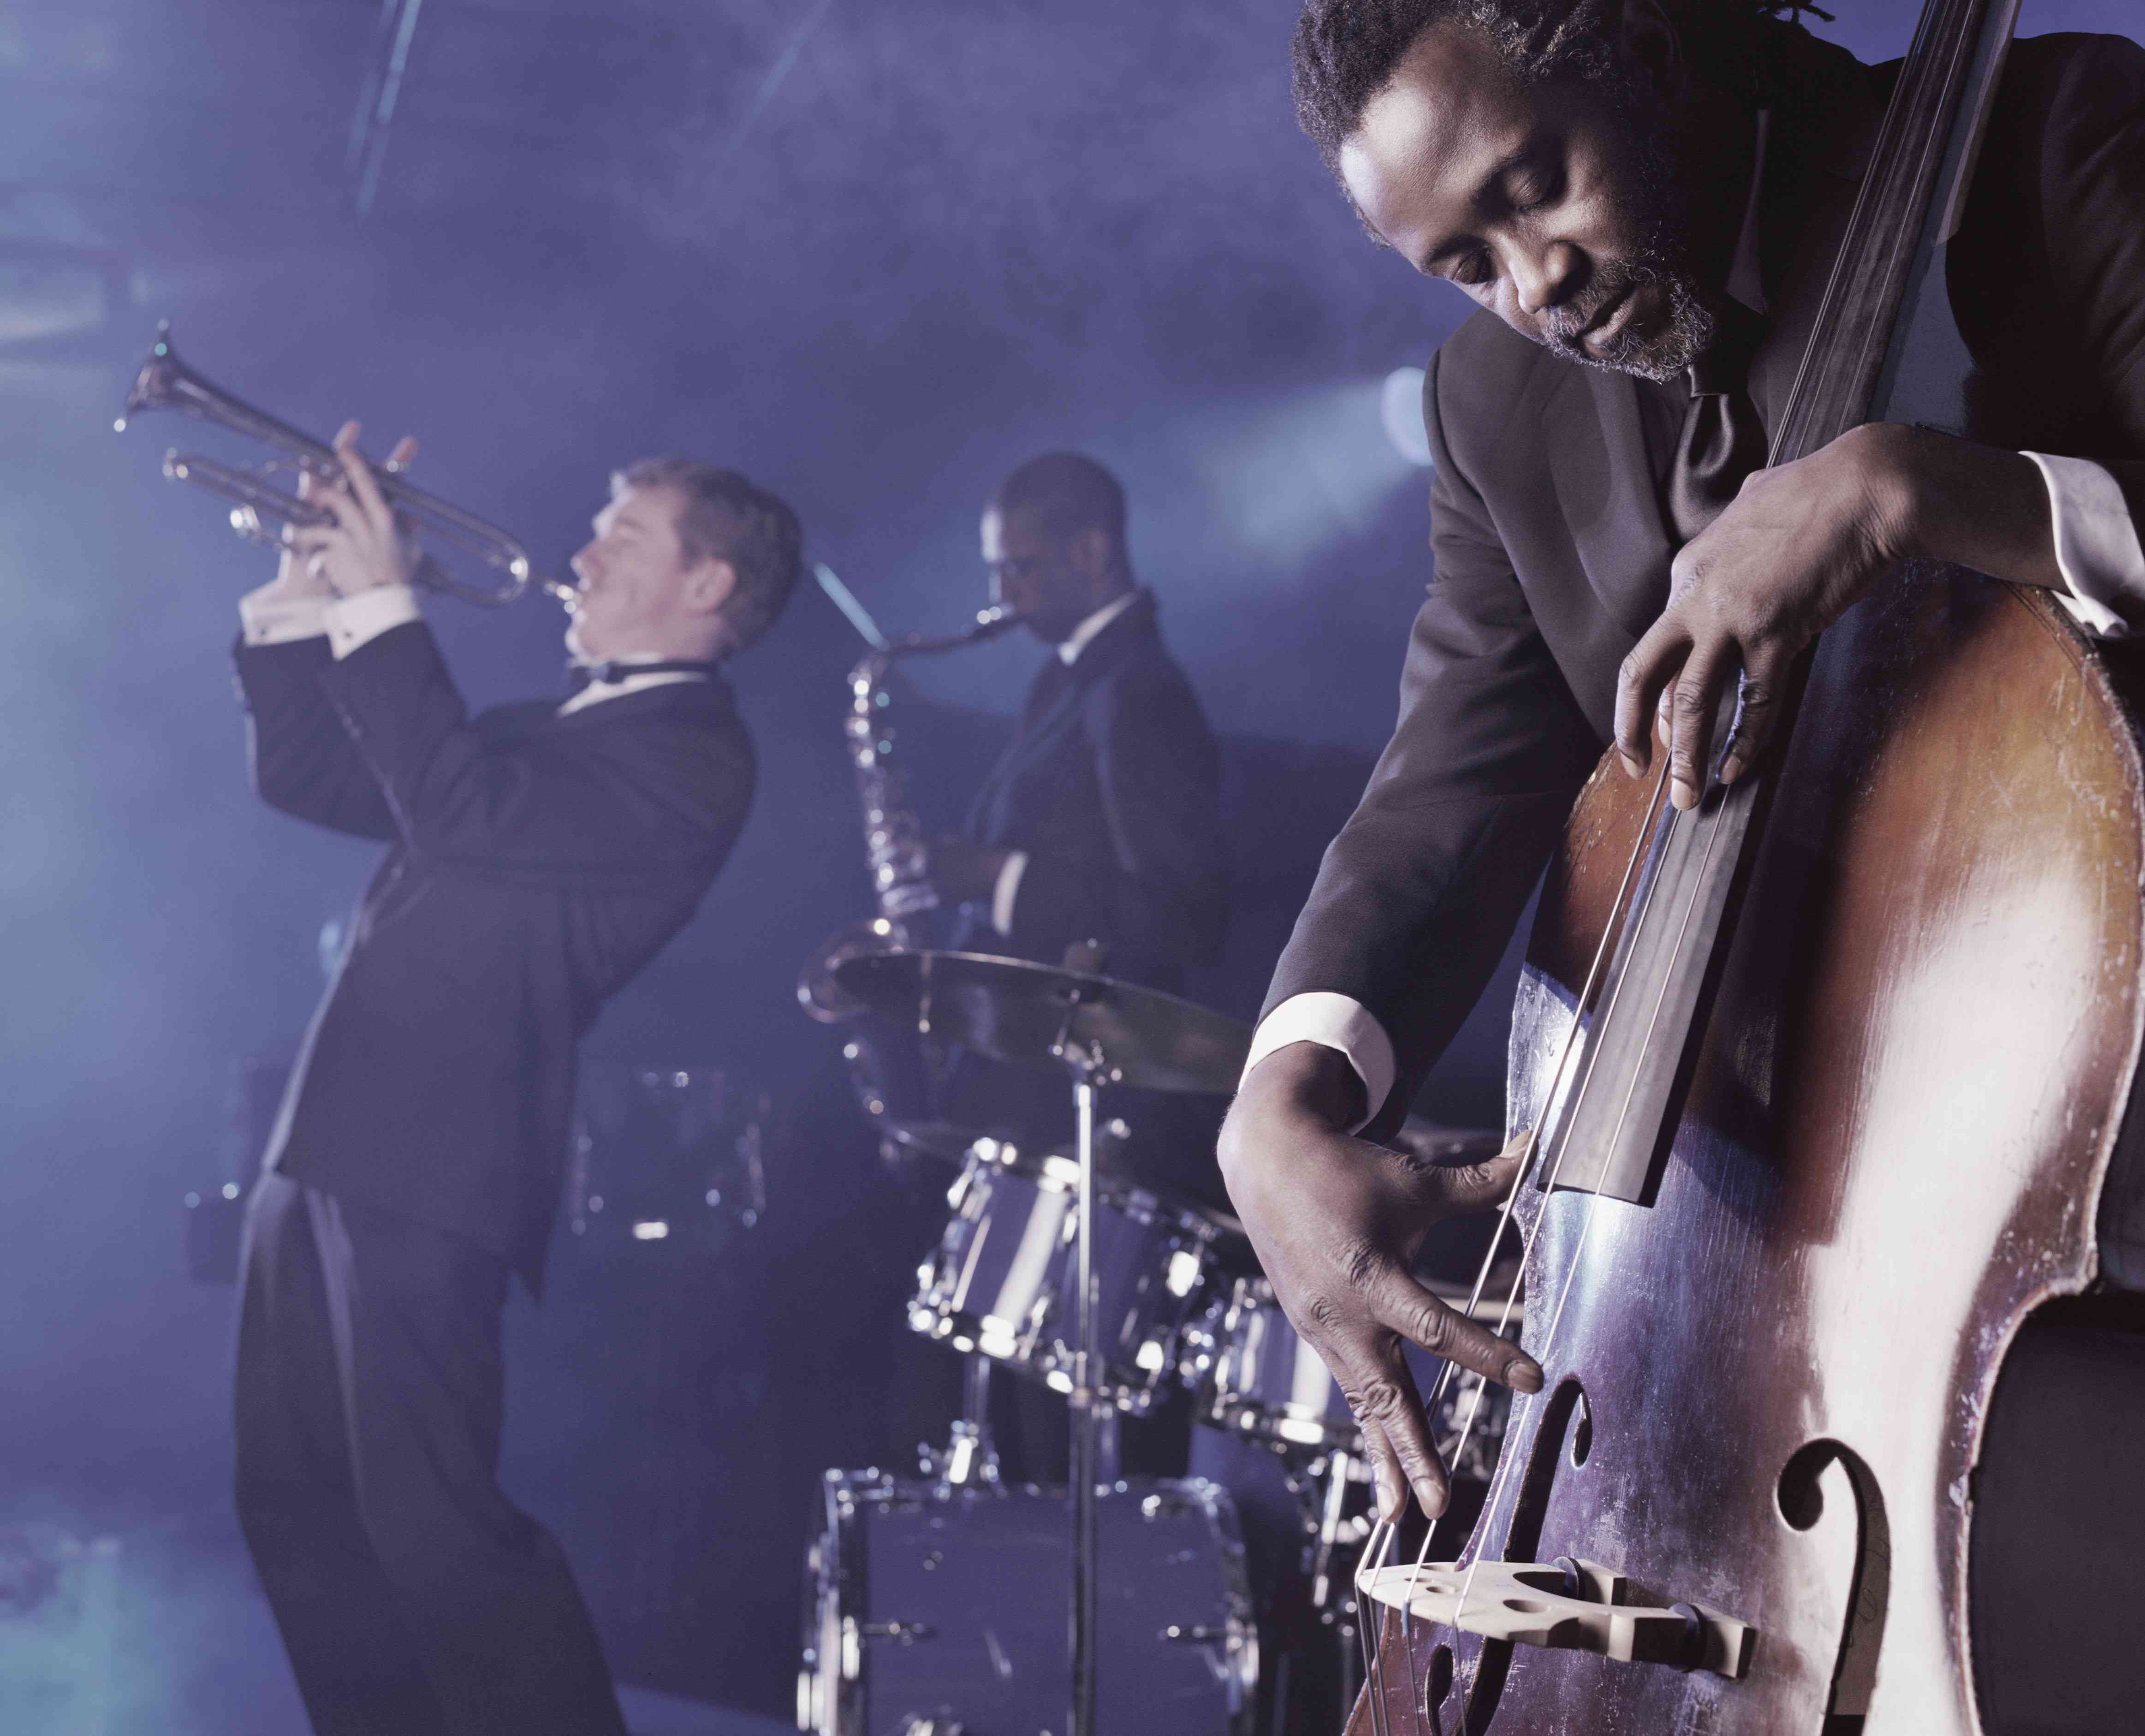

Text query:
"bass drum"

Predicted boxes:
[[799, 1472, 1256, 1736]]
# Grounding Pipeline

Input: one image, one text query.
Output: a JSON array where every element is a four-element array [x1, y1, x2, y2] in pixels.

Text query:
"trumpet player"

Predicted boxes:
[[228, 424, 799, 1736]]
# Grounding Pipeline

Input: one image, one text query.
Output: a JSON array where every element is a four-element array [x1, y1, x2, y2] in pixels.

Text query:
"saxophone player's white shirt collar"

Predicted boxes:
[[1057, 588, 1139, 666]]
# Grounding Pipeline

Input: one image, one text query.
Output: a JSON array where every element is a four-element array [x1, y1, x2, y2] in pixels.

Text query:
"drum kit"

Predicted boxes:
[[802, 949, 1523, 1736]]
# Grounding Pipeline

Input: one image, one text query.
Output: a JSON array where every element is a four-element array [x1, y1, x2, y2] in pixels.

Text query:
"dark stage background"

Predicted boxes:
[[0, 0, 2131, 1728]]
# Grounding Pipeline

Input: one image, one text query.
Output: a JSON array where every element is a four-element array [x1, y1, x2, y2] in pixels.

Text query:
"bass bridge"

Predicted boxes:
[[1358, 1558, 1754, 1678]]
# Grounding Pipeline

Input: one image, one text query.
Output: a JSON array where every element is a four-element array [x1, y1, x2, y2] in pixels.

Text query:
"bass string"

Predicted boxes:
[[1361, 1517, 1397, 1736], [1365, 759, 1674, 1736], [1384, 763, 1679, 1736], [1437, 761, 1743, 1710]]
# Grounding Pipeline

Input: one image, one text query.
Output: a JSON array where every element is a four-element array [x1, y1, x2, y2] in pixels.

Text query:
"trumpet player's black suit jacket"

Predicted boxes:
[[236, 621, 755, 1289], [953, 589, 1228, 993], [1264, 27, 2145, 1178]]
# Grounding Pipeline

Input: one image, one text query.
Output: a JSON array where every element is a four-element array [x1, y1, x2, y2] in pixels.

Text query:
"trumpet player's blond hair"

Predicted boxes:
[[614, 458, 803, 653]]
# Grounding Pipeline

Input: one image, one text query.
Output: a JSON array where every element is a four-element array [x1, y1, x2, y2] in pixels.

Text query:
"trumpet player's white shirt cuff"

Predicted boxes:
[[2025, 452, 2145, 639], [326, 586, 424, 659], [1242, 992, 1395, 1134], [237, 584, 332, 646], [990, 850, 1030, 937]]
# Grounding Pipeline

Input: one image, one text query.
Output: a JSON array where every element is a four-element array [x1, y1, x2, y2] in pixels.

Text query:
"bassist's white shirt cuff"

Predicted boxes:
[[2025, 452, 2145, 640], [1242, 992, 1395, 1134]]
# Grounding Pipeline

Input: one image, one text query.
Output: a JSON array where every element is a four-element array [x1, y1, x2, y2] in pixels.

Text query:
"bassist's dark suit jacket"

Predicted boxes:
[[1265, 27, 2145, 1184], [238, 621, 755, 1288], [955, 589, 1227, 994]]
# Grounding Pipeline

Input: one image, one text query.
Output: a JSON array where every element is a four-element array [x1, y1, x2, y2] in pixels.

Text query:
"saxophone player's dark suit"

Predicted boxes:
[[231, 618, 753, 1736], [953, 589, 1228, 995]]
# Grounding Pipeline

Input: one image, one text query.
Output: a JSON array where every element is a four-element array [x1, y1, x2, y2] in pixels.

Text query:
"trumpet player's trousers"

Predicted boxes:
[[232, 1172, 628, 1736]]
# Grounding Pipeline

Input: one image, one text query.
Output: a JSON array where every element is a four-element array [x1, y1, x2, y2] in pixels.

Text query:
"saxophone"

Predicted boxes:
[[797, 603, 1022, 1023]]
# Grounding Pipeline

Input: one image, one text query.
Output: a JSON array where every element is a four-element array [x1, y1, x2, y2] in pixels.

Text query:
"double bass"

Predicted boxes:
[[1352, 1, 2145, 1731]]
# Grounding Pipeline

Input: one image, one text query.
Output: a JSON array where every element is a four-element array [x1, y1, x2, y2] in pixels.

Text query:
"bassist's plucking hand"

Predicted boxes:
[[1218, 1041, 1544, 1525]]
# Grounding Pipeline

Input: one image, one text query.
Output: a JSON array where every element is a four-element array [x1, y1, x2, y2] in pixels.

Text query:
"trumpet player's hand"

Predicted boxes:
[[283, 422, 420, 599], [1218, 1043, 1543, 1524]]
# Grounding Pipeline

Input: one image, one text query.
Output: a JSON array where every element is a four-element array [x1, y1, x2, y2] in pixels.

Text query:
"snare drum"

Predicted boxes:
[[1184, 1276, 1518, 1480], [909, 1139, 1231, 1413], [800, 1471, 1255, 1736]]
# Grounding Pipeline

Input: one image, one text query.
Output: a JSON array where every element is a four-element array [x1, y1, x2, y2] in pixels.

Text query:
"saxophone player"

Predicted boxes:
[[904, 451, 1231, 1484], [229, 425, 799, 1736], [929, 452, 1229, 1012], [927, 451, 1232, 1202]]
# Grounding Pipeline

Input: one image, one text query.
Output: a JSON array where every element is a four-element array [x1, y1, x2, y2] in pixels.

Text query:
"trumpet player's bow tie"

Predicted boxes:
[[564, 658, 717, 696]]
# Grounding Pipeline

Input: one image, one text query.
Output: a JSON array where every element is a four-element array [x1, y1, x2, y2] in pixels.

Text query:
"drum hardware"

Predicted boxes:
[[833, 948, 1251, 1736], [1061, 1006, 1110, 1736], [915, 1356, 1002, 1492]]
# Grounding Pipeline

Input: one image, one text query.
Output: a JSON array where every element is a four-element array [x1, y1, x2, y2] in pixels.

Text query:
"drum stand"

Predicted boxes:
[[1306, 1450, 1366, 1718], [1051, 1001, 1111, 1736], [924, 1355, 1003, 1490]]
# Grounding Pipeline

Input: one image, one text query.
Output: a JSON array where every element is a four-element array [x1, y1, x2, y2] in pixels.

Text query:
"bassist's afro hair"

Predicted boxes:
[[1289, 0, 1827, 175]]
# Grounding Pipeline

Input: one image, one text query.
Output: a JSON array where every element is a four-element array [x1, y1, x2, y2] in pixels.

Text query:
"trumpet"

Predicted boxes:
[[116, 324, 572, 609]]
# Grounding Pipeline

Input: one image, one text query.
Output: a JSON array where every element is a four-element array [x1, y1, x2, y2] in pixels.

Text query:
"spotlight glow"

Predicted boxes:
[[1381, 366, 1434, 468]]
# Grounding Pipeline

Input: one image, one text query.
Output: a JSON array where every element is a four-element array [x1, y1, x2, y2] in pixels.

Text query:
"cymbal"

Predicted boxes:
[[877, 1119, 990, 1163], [831, 949, 1252, 1095]]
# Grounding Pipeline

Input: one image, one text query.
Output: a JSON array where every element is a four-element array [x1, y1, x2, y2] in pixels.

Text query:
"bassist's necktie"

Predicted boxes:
[[1668, 301, 1770, 546]]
